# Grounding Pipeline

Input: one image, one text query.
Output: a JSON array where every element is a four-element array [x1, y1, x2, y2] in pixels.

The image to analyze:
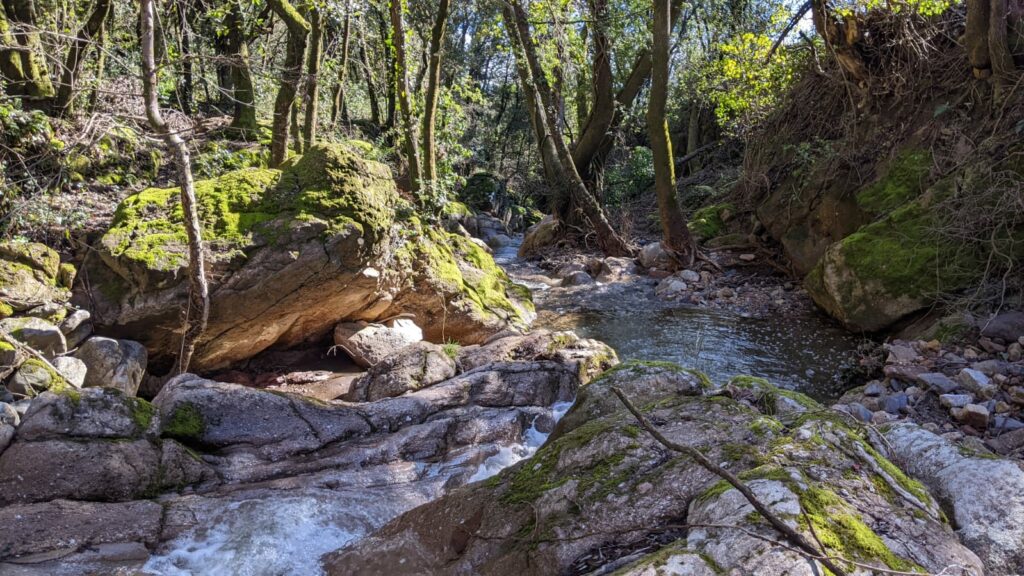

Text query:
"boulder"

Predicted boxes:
[[82, 144, 532, 372], [7, 359, 65, 397], [75, 336, 147, 396], [597, 256, 638, 282], [881, 422, 1024, 572], [980, 311, 1024, 343], [518, 215, 559, 257], [655, 276, 688, 298], [560, 270, 594, 286], [60, 308, 93, 349], [51, 355, 87, 388], [333, 319, 423, 369], [0, 337, 22, 380], [0, 316, 67, 356], [638, 242, 674, 270], [455, 330, 617, 383], [325, 363, 980, 575], [348, 341, 457, 401], [0, 241, 70, 312]]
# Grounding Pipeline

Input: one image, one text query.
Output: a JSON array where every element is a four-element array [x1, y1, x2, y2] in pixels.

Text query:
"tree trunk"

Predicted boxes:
[[226, 4, 257, 134], [302, 6, 323, 149], [506, 1, 630, 257], [685, 104, 701, 175], [966, 0, 993, 76], [52, 0, 112, 116], [989, 0, 1018, 100], [649, 0, 693, 259], [421, 0, 451, 185], [0, 0, 54, 103], [357, 20, 381, 126], [86, 14, 108, 114], [267, 0, 310, 168], [330, 5, 351, 126], [810, 0, 869, 88], [390, 0, 421, 191], [571, 0, 614, 190], [377, 7, 397, 134], [139, 0, 208, 374]]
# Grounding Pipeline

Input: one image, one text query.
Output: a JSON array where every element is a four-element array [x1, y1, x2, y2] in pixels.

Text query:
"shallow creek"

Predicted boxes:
[[143, 243, 864, 576]]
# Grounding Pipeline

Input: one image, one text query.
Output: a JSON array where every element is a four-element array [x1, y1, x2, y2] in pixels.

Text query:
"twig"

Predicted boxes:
[[611, 386, 849, 576]]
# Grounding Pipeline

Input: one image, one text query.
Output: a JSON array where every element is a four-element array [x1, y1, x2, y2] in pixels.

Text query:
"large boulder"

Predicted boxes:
[[82, 144, 532, 372], [0, 388, 210, 505], [518, 215, 559, 257], [0, 316, 66, 356], [324, 362, 982, 575], [75, 336, 147, 396]]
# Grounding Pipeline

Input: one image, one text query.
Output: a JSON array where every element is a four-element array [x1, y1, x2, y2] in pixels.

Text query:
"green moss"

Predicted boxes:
[[460, 172, 501, 210], [798, 486, 920, 572], [0, 338, 14, 352], [859, 441, 931, 504], [737, 464, 793, 483], [856, 149, 931, 213], [749, 416, 785, 436], [162, 403, 205, 441], [689, 203, 734, 240], [442, 340, 460, 359], [696, 479, 733, 504], [0, 300, 12, 318], [127, 397, 156, 431], [443, 201, 473, 218]]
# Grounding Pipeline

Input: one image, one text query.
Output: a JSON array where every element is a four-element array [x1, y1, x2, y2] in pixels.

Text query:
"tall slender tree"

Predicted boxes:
[[420, 0, 451, 185], [648, 0, 693, 261], [330, 1, 352, 126], [390, 0, 421, 191], [267, 0, 310, 167], [302, 4, 324, 149]]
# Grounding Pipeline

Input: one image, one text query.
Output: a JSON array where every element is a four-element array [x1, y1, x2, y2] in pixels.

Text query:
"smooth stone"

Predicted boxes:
[[51, 356, 87, 388], [940, 394, 973, 409], [863, 381, 886, 397]]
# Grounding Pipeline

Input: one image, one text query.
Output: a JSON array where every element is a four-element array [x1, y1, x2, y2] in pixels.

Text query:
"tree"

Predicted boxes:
[[225, 1, 259, 134], [648, 0, 693, 261], [390, 0, 421, 191], [52, 0, 113, 116], [266, 0, 310, 167], [0, 0, 55, 104], [302, 4, 324, 150], [330, 1, 352, 126], [504, 0, 631, 257], [139, 0, 208, 374], [420, 0, 451, 186]]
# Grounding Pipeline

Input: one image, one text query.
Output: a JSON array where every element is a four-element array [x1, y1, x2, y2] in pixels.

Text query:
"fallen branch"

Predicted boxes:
[[0, 329, 76, 389], [611, 386, 849, 576]]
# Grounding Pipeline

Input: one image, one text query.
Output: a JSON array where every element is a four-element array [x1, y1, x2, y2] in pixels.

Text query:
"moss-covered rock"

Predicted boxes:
[[688, 203, 734, 241], [0, 241, 69, 311], [460, 172, 502, 211], [325, 362, 979, 575]]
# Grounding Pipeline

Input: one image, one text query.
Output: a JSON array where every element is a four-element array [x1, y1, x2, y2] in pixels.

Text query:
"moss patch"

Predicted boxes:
[[856, 149, 931, 213], [689, 203, 734, 240], [162, 403, 205, 441], [127, 397, 156, 432]]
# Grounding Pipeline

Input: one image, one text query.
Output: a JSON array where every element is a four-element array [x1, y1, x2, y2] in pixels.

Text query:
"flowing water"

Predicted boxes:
[[494, 240, 865, 401]]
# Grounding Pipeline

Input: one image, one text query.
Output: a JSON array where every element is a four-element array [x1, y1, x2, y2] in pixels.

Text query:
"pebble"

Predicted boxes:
[[940, 394, 973, 409], [958, 403, 990, 430], [886, 344, 919, 365], [849, 402, 873, 423], [679, 269, 701, 283], [864, 381, 886, 397], [883, 393, 909, 414], [1009, 386, 1024, 405], [964, 348, 980, 360], [993, 416, 1024, 432], [957, 368, 996, 398], [738, 254, 756, 262], [1009, 342, 1022, 362]]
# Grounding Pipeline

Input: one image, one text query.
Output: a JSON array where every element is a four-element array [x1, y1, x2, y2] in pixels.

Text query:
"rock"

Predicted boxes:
[[0, 402, 19, 427], [349, 342, 457, 401], [16, 388, 157, 441], [916, 372, 959, 394], [863, 381, 886, 396], [738, 253, 756, 262], [993, 416, 1024, 432], [7, 359, 63, 397], [326, 363, 980, 576], [882, 422, 1024, 572], [0, 499, 163, 562], [74, 337, 147, 396], [678, 269, 701, 283], [597, 257, 637, 282], [24, 301, 68, 323], [655, 277, 688, 298], [0, 241, 70, 312], [518, 215, 559, 257], [986, 428, 1024, 455], [981, 311, 1024, 343], [957, 368, 996, 398], [883, 392, 909, 414], [971, 359, 1024, 376], [554, 263, 586, 278], [1008, 342, 1022, 362], [560, 270, 594, 286], [333, 319, 423, 369], [940, 393, 973, 409], [487, 233, 513, 248], [0, 423, 12, 454], [455, 330, 617, 383], [639, 242, 674, 270], [885, 343, 919, 365], [51, 356, 87, 388], [957, 404, 990, 430], [884, 363, 925, 382], [84, 145, 532, 372], [848, 402, 874, 422], [979, 337, 1005, 354], [872, 410, 895, 424], [0, 338, 22, 380], [59, 308, 92, 349], [715, 287, 735, 299], [1009, 386, 1024, 405], [0, 316, 67, 356]]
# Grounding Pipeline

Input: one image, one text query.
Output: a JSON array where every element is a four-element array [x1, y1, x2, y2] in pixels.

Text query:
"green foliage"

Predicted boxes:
[[605, 147, 655, 206]]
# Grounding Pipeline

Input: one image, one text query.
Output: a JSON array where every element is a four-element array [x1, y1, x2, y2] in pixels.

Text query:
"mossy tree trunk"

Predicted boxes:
[[330, 3, 351, 127], [140, 0, 208, 374], [505, 0, 631, 257], [649, 0, 693, 260], [267, 0, 309, 168], [420, 0, 451, 186], [390, 0, 421, 192], [301, 5, 323, 150], [570, 0, 614, 196], [225, 3, 258, 134], [51, 0, 112, 116], [0, 0, 54, 105]]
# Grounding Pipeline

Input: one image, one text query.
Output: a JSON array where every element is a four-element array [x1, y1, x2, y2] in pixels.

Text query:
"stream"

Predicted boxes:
[[142, 239, 864, 576]]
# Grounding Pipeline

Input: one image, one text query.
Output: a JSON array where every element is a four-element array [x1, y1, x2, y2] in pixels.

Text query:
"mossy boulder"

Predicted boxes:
[[0, 241, 70, 312], [460, 172, 502, 211], [324, 363, 981, 575], [805, 189, 980, 332], [85, 144, 531, 371], [688, 202, 735, 241]]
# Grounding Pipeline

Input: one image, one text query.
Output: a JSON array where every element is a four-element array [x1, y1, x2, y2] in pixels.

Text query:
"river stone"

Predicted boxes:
[[333, 319, 423, 369], [655, 277, 688, 298], [958, 404, 990, 429], [560, 270, 594, 286], [74, 337, 147, 396], [679, 269, 701, 283], [51, 356, 87, 388], [639, 242, 674, 270], [518, 215, 559, 257], [7, 360, 61, 397], [455, 330, 617, 383], [981, 311, 1024, 343], [916, 372, 959, 394], [59, 308, 93, 349], [940, 393, 973, 409], [0, 317, 67, 357], [349, 341, 457, 402], [957, 368, 996, 398], [881, 422, 1024, 572], [598, 257, 638, 282]]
